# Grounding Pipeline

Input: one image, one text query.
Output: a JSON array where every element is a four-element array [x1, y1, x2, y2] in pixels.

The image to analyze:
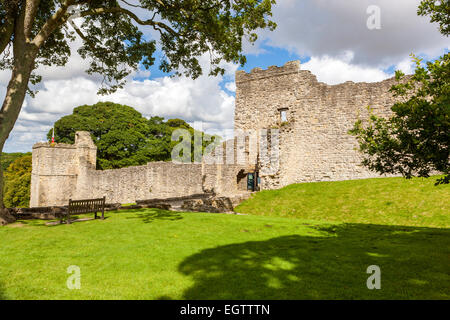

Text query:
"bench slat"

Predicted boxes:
[[64, 196, 106, 224]]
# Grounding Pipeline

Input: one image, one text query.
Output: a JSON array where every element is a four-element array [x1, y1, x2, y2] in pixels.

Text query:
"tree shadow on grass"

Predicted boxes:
[[125, 208, 183, 224], [15, 214, 108, 227], [0, 282, 8, 300], [177, 223, 450, 300]]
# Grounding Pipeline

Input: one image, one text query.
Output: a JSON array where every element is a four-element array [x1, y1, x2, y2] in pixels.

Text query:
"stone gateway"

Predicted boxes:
[[31, 61, 399, 207]]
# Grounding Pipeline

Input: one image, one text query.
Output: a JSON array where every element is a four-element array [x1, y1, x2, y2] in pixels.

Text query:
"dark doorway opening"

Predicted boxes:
[[247, 172, 259, 191]]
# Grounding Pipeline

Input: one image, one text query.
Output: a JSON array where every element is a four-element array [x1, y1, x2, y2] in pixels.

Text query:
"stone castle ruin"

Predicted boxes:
[[31, 60, 399, 207], [30, 131, 252, 207]]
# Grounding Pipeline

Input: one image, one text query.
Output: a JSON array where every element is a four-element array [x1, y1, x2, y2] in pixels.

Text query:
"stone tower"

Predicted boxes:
[[235, 60, 399, 189], [30, 131, 97, 207]]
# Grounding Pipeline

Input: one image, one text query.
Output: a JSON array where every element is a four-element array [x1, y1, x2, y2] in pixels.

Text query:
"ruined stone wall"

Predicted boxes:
[[235, 60, 399, 189], [202, 136, 258, 195], [31, 132, 249, 207], [85, 162, 204, 204], [30, 143, 78, 207]]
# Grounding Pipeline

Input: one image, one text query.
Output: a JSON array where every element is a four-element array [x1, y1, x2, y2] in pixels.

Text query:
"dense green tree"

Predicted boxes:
[[350, 1, 449, 184], [167, 118, 221, 163], [48, 101, 150, 169], [3, 155, 32, 208], [1, 152, 31, 211], [167, 118, 191, 129], [139, 116, 173, 162], [0, 0, 276, 212], [1, 152, 31, 171]]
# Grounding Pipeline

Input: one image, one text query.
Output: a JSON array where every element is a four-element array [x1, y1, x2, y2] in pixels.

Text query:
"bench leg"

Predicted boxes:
[[67, 212, 71, 224], [101, 209, 104, 220], [94, 211, 98, 220]]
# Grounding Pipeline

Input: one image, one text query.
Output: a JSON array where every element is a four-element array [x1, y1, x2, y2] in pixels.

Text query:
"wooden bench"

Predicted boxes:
[[62, 197, 106, 224]]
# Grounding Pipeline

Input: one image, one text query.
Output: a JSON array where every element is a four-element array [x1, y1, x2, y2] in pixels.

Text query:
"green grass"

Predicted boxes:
[[236, 176, 450, 228], [0, 207, 449, 299]]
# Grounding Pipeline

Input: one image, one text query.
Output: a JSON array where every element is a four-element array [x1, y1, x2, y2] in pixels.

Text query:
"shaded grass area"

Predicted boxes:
[[0, 209, 448, 299], [235, 176, 450, 228]]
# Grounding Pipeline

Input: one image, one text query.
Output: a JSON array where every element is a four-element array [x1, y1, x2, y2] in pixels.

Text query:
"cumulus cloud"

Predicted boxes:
[[253, 0, 448, 68], [225, 82, 237, 92], [395, 56, 416, 75], [302, 51, 391, 84], [26, 77, 99, 114]]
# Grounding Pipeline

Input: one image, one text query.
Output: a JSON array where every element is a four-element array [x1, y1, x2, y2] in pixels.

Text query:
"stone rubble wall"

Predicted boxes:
[[30, 132, 250, 207], [84, 162, 205, 205], [235, 60, 400, 189]]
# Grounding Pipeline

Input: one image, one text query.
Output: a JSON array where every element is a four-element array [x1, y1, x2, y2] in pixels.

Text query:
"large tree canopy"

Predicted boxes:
[[0, 0, 277, 212], [0, 0, 276, 93], [350, 0, 449, 185], [48, 101, 219, 169]]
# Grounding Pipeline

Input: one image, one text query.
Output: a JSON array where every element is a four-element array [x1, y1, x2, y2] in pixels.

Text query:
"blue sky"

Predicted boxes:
[[1, 0, 449, 153]]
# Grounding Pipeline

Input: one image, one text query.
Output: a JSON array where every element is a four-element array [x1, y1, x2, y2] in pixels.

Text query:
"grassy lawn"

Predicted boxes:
[[0, 204, 449, 299], [236, 176, 450, 228]]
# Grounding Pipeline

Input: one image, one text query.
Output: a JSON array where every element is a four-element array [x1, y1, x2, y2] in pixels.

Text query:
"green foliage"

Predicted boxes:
[[418, 0, 450, 36], [166, 118, 191, 129], [48, 101, 220, 169], [1, 152, 31, 172], [350, 54, 449, 184], [3, 155, 32, 208], [0, 0, 277, 94], [48, 101, 151, 169]]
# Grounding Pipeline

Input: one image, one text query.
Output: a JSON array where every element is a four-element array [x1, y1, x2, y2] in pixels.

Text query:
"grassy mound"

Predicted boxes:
[[235, 176, 450, 228]]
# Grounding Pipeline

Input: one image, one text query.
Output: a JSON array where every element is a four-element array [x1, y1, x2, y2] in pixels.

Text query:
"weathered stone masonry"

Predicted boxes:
[[31, 132, 250, 206], [31, 60, 400, 207], [235, 60, 398, 189]]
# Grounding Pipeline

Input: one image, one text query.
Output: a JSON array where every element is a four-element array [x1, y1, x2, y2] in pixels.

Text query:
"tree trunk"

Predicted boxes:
[[0, 141, 4, 209], [0, 46, 37, 224]]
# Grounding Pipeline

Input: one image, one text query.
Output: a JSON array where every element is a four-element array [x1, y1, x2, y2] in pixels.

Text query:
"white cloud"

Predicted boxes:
[[255, 0, 448, 68], [395, 56, 416, 75], [27, 77, 99, 114], [225, 82, 237, 92], [302, 51, 391, 84]]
